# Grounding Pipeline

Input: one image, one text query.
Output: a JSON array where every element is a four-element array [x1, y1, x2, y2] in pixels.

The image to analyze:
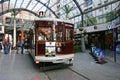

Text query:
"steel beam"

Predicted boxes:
[[35, 0, 58, 18], [26, 0, 32, 9], [37, 6, 44, 13], [70, 0, 120, 19], [0, 8, 40, 17], [84, 0, 119, 14], [73, 0, 83, 14], [45, 0, 50, 11], [14, 0, 17, 8], [8, 0, 10, 10], [20, 0, 24, 8], [49, 1, 58, 9], [36, 0, 49, 13], [31, 2, 38, 11]]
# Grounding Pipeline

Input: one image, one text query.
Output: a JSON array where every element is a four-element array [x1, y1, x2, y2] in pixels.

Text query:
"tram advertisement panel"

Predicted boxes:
[[45, 42, 56, 56]]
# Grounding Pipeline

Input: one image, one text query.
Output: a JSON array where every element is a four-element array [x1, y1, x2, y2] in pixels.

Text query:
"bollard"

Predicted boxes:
[[98, 50, 104, 63], [98, 55, 103, 63]]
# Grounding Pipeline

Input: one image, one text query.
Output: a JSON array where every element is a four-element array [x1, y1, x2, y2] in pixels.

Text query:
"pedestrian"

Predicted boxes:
[[6, 37, 11, 53], [21, 39, 24, 54], [0, 42, 2, 52], [16, 40, 20, 54], [3, 39, 10, 54], [7, 37, 11, 54]]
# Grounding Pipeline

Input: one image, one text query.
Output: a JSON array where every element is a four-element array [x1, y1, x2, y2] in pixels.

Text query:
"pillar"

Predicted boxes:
[[13, 19, 16, 47]]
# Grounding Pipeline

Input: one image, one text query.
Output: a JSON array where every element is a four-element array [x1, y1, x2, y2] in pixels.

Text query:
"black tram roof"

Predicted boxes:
[[35, 17, 74, 25]]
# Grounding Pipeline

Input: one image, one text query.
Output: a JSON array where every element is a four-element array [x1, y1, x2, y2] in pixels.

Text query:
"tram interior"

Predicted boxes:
[[38, 27, 52, 40], [38, 26, 65, 41]]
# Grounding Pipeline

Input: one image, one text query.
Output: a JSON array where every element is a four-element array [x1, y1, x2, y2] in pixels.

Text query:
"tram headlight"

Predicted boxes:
[[69, 58, 74, 61], [57, 47, 61, 52], [35, 60, 40, 64]]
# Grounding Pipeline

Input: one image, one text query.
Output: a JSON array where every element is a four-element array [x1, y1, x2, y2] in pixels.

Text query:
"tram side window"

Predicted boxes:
[[27, 34, 32, 48], [32, 34, 35, 48], [38, 27, 52, 40], [38, 32, 45, 40], [56, 27, 63, 40], [66, 29, 73, 40]]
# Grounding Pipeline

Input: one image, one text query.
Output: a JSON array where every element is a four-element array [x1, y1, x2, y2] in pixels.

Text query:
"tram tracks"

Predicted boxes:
[[67, 67, 91, 80], [40, 63, 91, 80], [44, 72, 52, 80]]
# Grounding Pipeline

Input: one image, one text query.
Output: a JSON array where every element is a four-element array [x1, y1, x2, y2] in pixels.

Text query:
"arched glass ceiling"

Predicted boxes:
[[0, 0, 119, 23], [0, 0, 85, 17], [0, 0, 59, 17]]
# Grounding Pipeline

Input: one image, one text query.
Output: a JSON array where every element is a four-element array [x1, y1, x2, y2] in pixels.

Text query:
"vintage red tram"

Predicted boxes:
[[27, 18, 74, 64]]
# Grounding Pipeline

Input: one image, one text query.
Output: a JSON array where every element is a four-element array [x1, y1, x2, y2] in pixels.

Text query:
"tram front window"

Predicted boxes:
[[38, 27, 52, 40], [55, 27, 63, 40], [66, 29, 73, 40], [38, 32, 44, 40]]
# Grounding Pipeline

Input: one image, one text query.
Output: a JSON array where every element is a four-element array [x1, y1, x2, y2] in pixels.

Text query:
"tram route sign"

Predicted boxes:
[[45, 42, 56, 56]]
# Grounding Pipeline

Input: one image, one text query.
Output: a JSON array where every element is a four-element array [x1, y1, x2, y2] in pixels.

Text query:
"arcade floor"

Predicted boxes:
[[0, 50, 120, 80]]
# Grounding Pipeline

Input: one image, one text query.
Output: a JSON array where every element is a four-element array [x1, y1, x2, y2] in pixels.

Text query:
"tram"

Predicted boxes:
[[27, 18, 74, 64]]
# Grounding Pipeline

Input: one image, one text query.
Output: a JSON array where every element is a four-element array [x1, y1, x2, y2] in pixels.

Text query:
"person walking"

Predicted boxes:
[[16, 40, 20, 54], [3, 39, 10, 54], [21, 39, 24, 54], [0, 42, 2, 52]]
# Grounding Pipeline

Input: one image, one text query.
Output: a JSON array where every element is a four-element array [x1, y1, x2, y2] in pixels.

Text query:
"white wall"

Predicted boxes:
[[75, 22, 120, 34], [0, 24, 4, 33]]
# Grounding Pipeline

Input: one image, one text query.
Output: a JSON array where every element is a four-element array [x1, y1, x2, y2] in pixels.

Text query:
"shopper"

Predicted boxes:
[[21, 39, 24, 54], [3, 39, 10, 54], [16, 40, 20, 54], [0, 43, 2, 52]]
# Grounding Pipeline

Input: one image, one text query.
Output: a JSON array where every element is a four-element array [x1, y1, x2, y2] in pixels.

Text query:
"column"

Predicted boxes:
[[13, 19, 16, 47]]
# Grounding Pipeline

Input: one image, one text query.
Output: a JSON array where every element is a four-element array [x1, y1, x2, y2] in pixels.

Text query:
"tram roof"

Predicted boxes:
[[35, 17, 74, 25]]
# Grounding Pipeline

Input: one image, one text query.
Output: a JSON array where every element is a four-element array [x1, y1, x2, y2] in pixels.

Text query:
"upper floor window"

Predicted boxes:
[[87, 12, 92, 17], [85, 0, 93, 6], [104, 0, 108, 3]]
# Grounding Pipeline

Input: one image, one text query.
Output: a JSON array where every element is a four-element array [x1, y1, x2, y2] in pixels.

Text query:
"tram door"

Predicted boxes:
[[36, 26, 53, 56], [62, 26, 74, 54]]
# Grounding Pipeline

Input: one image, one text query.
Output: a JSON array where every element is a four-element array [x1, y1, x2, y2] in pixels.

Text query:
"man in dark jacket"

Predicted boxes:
[[21, 40, 24, 54]]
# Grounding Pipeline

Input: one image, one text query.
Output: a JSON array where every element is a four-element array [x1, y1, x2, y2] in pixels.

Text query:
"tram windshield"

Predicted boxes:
[[37, 24, 73, 41], [38, 27, 52, 40], [66, 29, 73, 40], [55, 27, 63, 40]]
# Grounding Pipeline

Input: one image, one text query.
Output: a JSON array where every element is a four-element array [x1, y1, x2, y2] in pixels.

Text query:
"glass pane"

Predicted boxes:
[[10, 0, 16, 9], [15, 0, 23, 8], [38, 27, 52, 41], [21, 0, 30, 8], [3, 2, 8, 11], [27, 0, 37, 10], [32, 3, 42, 12], [55, 27, 63, 40], [66, 29, 73, 40]]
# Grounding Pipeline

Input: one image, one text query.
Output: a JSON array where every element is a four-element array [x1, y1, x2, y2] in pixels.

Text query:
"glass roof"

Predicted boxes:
[[0, 0, 119, 26]]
